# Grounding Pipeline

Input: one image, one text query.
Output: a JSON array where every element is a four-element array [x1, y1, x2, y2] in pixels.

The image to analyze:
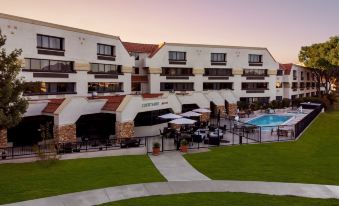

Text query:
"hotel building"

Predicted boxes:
[[0, 13, 316, 147]]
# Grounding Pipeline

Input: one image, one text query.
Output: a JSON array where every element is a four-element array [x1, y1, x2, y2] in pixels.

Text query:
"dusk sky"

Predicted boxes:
[[0, 0, 338, 63]]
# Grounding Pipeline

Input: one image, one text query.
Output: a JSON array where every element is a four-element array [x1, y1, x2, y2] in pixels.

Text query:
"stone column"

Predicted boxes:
[[228, 103, 238, 116], [0, 128, 8, 148], [216, 105, 226, 118], [200, 112, 210, 122], [53, 124, 76, 143], [115, 121, 135, 139]]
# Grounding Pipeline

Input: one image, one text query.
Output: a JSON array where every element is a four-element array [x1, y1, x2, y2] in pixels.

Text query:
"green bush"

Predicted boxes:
[[237, 101, 249, 110], [282, 98, 291, 108], [153, 142, 160, 148]]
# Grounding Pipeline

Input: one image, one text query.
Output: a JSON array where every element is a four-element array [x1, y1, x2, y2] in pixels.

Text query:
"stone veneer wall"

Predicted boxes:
[[200, 112, 210, 122], [170, 123, 181, 130], [228, 103, 238, 116], [116, 121, 135, 139], [53, 124, 76, 143], [215, 105, 226, 118], [0, 128, 7, 148]]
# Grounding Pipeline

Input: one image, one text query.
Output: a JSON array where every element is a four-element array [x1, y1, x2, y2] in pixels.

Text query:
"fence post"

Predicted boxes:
[[161, 135, 164, 152]]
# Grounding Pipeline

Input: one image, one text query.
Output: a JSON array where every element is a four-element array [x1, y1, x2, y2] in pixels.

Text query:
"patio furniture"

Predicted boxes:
[[191, 134, 203, 143]]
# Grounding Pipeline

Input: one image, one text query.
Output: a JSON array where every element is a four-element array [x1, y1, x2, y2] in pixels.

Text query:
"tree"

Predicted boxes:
[[299, 36, 339, 96], [0, 30, 28, 131]]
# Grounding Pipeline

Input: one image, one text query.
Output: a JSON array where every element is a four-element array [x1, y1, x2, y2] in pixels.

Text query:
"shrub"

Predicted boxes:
[[153, 142, 160, 148], [282, 98, 291, 108], [180, 139, 189, 146], [237, 101, 249, 110]]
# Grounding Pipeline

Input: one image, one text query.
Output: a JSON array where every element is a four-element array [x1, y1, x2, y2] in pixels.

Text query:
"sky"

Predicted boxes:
[[0, 0, 338, 63]]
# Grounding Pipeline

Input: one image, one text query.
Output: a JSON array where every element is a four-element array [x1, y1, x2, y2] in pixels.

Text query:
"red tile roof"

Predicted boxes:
[[122, 42, 159, 54], [42, 99, 65, 114], [141, 93, 163, 99], [95, 96, 126, 112], [279, 63, 293, 75], [132, 75, 148, 82]]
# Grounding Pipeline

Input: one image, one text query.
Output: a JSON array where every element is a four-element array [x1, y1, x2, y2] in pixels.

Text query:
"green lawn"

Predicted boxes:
[[101, 192, 339, 206], [0, 155, 165, 204], [185, 110, 339, 185]]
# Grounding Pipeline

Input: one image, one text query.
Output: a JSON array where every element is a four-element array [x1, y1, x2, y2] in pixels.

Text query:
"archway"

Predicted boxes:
[[7, 115, 54, 146], [181, 104, 199, 113], [76, 113, 116, 140]]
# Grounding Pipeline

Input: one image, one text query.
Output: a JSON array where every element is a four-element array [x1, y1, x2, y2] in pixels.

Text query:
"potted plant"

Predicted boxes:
[[152, 142, 161, 156], [180, 139, 189, 153]]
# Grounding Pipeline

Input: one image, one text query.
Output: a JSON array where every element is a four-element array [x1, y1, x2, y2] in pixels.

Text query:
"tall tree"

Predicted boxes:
[[0, 30, 28, 131], [299, 36, 339, 96]]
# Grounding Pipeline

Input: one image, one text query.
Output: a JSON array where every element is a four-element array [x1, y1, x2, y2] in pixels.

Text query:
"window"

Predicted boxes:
[[203, 83, 233, 90], [130, 52, 140, 60], [211, 53, 226, 62], [204, 68, 232, 76], [90, 63, 121, 74], [161, 67, 193, 76], [307, 72, 310, 81], [132, 82, 141, 91], [24, 58, 73, 72], [276, 96, 283, 101], [292, 82, 298, 90], [88, 82, 123, 93], [239, 97, 269, 104], [277, 69, 284, 76], [169, 51, 186, 61], [243, 69, 267, 76], [24, 82, 75, 95], [97, 44, 115, 56], [37, 34, 64, 50], [248, 54, 263, 63], [300, 82, 305, 89], [241, 82, 268, 90], [293, 70, 297, 80], [133, 67, 139, 74], [160, 83, 194, 91]]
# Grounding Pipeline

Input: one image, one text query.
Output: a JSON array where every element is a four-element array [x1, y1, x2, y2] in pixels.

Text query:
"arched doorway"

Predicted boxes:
[[76, 113, 116, 140], [134, 108, 172, 127], [7, 115, 54, 146], [181, 104, 199, 113]]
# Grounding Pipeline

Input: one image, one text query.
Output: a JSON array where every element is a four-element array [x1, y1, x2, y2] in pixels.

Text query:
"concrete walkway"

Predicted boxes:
[[149, 152, 210, 181], [4, 180, 339, 206]]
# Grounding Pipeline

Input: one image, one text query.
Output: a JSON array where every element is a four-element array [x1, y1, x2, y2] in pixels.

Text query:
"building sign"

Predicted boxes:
[[142, 101, 168, 108]]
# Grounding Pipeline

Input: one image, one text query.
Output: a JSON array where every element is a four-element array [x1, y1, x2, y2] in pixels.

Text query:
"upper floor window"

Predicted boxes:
[[211, 53, 226, 62], [97, 44, 115, 56], [161, 67, 193, 76], [248, 54, 263, 66], [24, 82, 76, 95], [37, 34, 64, 51], [277, 69, 284, 76], [90, 63, 121, 74], [307, 72, 310, 81], [169, 51, 186, 61], [204, 68, 232, 76], [293, 70, 297, 80], [24, 58, 73, 73], [241, 82, 268, 90], [243, 69, 267, 76]]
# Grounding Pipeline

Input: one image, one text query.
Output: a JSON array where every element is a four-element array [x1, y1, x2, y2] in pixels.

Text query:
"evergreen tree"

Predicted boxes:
[[0, 30, 28, 130]]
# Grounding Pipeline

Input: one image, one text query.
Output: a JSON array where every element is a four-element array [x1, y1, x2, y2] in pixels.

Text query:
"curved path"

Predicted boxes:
[[4, 180, 339, 206], [4, 152, 339, 206]]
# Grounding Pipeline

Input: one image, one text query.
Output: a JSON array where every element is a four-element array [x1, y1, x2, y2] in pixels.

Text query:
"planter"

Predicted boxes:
[[180, 145, 188, 153], [152, 147, 160, 156]]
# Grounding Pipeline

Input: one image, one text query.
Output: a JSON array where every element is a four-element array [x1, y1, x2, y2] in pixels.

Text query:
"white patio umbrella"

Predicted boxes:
[[169, 118, 197, 125], [180, 111, 202, 117], [158, 113, 182, 119], [193, 108, 211, 113]]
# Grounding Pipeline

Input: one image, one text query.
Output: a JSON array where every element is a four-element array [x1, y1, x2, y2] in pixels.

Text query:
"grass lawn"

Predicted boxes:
[[185, 110, 339, 185], [0, 155, 165, 204], [101, 192, 339, 206]]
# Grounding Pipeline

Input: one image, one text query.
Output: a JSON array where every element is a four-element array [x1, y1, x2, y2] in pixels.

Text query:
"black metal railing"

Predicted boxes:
[[294, 105, 323, 138]]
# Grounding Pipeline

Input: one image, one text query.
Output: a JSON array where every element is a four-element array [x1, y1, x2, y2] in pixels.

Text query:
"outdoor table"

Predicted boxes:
[[194, 129, 208, 140]]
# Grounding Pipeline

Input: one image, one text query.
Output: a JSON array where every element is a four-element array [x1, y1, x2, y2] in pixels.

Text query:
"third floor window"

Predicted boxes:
[[211, 53, 226, 62], [169, 51, 186, 61], [248, 54, 263, 63], [37, 34, 64, 51], [97, 44, 115, 56]]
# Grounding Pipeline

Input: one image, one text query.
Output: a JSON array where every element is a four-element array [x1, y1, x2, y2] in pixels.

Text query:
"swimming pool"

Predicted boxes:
[[247, 115, 292, 129]]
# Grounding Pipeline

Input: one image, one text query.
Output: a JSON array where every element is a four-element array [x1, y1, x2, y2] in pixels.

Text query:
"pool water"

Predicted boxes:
[[247, 115, 292, 128]]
